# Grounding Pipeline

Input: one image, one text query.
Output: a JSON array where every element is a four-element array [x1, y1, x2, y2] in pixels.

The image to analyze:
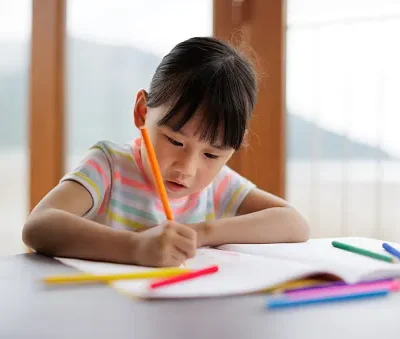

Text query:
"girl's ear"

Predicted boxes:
[[133, 89, 148, 128]]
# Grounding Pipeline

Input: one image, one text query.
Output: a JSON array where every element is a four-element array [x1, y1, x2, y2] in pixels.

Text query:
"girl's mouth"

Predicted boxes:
[[165, 180, 187, 192]]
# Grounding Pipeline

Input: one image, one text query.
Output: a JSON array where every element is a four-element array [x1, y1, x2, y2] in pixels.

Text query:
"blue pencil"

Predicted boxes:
[[382, 243, 400, 260], [267, 289, 389, 309]]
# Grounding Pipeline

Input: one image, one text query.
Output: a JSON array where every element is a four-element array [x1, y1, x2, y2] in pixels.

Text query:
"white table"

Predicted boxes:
[[1, 248, 400, 338]]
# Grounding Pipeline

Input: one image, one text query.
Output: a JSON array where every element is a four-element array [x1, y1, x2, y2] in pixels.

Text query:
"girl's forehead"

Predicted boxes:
[[162, 118, 205, 138], [158, 110, 203, 135], [176, 116, 202, 135]]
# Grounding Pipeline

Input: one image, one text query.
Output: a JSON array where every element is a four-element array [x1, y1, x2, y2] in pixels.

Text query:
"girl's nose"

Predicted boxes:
[[173, 155, 197, 178]]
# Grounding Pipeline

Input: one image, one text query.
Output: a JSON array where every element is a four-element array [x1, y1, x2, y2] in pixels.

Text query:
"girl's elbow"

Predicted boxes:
[[289, 208, 310, 242], [22, 211, 49, 251], [22, 217, 40, 250], [295, 221, 310, 242]]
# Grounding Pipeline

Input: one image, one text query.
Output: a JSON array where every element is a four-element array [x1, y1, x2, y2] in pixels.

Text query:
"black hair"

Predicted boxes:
[[147, 37, 257, 150]]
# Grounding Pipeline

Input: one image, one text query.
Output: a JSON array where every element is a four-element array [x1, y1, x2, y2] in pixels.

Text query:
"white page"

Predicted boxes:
[[56, 248, 324, 298], [219, 237, 400, 283]]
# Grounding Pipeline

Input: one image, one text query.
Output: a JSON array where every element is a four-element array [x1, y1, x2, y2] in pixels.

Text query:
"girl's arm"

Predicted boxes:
[[23, 181, 140, 263], [196, 188, 310, 247]]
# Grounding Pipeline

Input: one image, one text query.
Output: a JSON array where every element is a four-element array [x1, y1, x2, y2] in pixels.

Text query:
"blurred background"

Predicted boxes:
[[1, 0, 400, 256]]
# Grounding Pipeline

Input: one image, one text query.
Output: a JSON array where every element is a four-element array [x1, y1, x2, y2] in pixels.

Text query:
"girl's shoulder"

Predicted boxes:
[[85, 139, 140, 167], [87, 140, 134, 160]]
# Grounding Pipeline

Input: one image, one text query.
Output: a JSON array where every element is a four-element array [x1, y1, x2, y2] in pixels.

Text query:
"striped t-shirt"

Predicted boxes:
[[61, 139, 256, 231]]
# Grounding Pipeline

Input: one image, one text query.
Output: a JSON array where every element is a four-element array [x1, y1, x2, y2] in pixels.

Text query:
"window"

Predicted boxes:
[[286, 0, 400, 240], [0, 0, 31, 255]]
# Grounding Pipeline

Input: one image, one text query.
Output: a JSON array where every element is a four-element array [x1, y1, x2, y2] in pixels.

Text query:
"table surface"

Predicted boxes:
[[1, 253, 400, 339]]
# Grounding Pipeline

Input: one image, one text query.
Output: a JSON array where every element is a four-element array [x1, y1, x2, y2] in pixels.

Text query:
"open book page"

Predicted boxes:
[[56, 248, 322, 298], [219, 237, 400, 283]]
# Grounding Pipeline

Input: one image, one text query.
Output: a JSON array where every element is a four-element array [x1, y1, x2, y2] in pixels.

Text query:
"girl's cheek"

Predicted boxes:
[[201, 161, 223, 180]]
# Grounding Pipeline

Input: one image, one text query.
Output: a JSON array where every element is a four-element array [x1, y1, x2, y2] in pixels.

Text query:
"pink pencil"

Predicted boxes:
[[287, 280, 400, 300], [149, 265, 219, 290]]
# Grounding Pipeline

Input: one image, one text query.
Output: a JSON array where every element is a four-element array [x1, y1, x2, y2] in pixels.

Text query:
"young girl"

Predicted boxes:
[[23, 37, 309, 267]]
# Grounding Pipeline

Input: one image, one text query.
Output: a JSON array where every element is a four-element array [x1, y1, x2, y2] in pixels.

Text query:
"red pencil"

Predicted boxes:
[[149, 265, 219, 290]]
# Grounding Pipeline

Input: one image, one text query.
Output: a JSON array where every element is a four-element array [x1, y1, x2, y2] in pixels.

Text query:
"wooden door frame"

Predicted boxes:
[[29, 0, 66, 211], [214, 0, 286, 198]]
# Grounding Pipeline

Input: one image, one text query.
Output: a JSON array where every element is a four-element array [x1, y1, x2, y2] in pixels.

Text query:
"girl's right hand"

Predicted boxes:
[[133, 221, 197, 267]]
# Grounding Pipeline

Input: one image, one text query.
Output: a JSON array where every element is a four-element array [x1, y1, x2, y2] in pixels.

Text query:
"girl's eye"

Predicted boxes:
[[204, 153, 219, 159], [166, 136, 183, 147]]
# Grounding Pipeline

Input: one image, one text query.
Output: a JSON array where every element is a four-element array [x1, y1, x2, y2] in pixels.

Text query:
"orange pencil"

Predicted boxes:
[[139, 126, 174, 220]]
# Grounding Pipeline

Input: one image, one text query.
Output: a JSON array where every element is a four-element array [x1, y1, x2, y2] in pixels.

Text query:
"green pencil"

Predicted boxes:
[[332, 241, 396, 263]]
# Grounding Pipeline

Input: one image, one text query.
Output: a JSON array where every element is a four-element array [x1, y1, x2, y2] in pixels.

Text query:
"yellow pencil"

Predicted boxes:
[[43, 267, 191, 284]]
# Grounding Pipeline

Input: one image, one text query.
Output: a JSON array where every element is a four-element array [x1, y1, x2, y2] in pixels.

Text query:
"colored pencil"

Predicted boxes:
[[264, 279, 330, 293], [149, 265, 219, 290], [284, 278, 393, 294], [383, 242, 400, 260], [286, 280, 400, 299], [332, 240, 396, 263], [267, 289, 390, 309], [43, 267, 190, 284], [140, 126, 174, 220]]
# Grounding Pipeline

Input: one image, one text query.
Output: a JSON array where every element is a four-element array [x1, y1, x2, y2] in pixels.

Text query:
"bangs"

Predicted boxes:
[[155, 63, 251, 150]]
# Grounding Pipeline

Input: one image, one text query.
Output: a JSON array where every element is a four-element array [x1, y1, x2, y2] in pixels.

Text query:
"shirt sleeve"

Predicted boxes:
[[212, 165, 256, 218], [60, 142, 112, 218]]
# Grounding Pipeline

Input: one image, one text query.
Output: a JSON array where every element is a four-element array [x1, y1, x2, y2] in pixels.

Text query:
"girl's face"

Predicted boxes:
[[139, 104, 235, 199]]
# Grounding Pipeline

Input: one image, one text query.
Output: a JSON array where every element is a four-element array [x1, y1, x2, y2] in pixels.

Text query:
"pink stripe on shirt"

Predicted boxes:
[[86, 159, 110, 187], [214, 173, 232, 211], [113, 171, 152, 193]]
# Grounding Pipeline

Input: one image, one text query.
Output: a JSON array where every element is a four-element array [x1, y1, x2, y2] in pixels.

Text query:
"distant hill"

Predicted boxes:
[[287, 114, 392, 160], [0, 38, 394, 160]]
